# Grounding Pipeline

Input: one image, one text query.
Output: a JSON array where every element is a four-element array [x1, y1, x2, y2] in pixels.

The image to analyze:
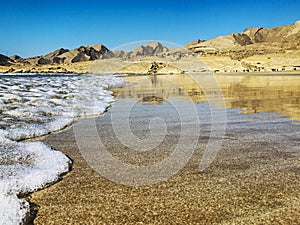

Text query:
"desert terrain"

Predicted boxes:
[[1, 20, 300, 75]]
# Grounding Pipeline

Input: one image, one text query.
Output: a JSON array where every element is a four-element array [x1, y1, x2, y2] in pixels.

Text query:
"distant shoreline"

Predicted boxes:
[[1, 71, 300, 76]]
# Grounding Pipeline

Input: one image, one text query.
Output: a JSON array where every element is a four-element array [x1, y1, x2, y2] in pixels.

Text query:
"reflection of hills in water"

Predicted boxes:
[[114, 75, 207, 103], [114, 74, 300, 121], [218, 75, 300, 121]]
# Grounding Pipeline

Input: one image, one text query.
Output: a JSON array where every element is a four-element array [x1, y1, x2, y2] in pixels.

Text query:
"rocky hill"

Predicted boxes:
[[24, 44, 114, 65], [186, 20, 300, 59], [127, 41, 169, 58], [0, 41, 191, 74], [1, 41, 170, 67], [0, 54, 14, 66]]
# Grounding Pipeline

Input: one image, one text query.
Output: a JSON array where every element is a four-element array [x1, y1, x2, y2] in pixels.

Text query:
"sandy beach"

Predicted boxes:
[[2, 2, 300, 224], [27, 74, 300, 224]]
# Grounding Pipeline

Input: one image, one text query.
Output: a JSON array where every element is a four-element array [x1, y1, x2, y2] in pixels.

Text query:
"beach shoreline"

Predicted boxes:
[[28, 87, 300, 224], [1, 68, 300, 77]]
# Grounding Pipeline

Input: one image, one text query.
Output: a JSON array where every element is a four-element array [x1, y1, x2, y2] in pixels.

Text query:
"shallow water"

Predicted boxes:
[[74, 74, 300, 186], [30, 73, 300, 224], [115, 74, 300, 121]]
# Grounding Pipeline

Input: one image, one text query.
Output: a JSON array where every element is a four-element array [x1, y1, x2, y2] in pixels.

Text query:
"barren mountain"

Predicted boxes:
[[24, 44, 114, 65], [14, 41, 170, 66], [0, 54, 13, 66], [0, 41, 182, 74], [186, 20, 300, 59], [132, 41, 168, 55], [119, 41, 169, 58]]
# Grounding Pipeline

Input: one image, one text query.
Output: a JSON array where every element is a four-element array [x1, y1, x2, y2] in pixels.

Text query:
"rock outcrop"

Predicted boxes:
[[37, 57, 52, 65], [146, 41, 169, 54], [242, 27, 264, 43], [10, 55, 23, 62], [52, 44, 113, 64], [0, 54, 13, 66], [127, 41, 169, 58], [22, 44, 114, 65], [111, 50, 126, 58], [44, 48, 69, 59]]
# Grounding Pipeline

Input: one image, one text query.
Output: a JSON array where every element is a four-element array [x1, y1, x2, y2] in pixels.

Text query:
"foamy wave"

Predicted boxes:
[[0, 140, 71, 225], [0, 74, 125, 224]]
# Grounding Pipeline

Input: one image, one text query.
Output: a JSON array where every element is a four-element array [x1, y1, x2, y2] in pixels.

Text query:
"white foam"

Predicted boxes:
[[0, 140, 71, 225], [0, 74, 124, 140], [0, 74, 125, 224]]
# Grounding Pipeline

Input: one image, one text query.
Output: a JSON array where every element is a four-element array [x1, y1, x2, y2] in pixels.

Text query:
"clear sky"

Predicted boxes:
[[1, 0, 300, 58]]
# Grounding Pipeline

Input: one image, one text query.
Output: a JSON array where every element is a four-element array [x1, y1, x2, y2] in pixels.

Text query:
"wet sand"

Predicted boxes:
[[30, 75, 300, 224]]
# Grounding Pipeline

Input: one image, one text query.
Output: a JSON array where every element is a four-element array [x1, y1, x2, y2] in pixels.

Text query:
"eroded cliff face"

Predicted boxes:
[[186, 20, 300, 59]]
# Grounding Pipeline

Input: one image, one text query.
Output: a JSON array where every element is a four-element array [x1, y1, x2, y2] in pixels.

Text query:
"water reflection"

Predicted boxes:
[[113, 74, 300, 121]]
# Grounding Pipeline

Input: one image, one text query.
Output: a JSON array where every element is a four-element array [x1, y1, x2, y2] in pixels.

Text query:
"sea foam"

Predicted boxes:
[[0, 74, 125, 224]]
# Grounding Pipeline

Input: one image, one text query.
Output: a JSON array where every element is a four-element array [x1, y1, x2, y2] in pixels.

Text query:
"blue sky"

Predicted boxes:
[[1, 0, 300, 58]]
